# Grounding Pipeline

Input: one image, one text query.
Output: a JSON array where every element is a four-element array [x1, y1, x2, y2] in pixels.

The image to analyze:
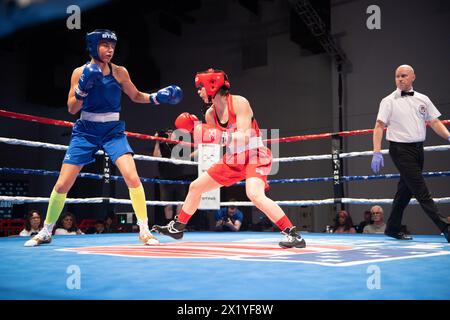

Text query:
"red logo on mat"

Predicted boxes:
[[59, 241, 351, 259]]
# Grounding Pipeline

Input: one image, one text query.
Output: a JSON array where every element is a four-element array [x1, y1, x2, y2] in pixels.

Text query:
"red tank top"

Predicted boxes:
[[211, 94, 261, 137]]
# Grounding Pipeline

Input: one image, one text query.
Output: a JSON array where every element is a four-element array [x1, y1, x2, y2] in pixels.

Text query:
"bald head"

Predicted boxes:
[[395, 65, 415, 91], [396, 64, 415, 74]]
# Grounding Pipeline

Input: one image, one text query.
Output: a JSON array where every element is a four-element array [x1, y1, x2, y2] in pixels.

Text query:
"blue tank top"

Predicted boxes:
[[81, 63, 122, 113]]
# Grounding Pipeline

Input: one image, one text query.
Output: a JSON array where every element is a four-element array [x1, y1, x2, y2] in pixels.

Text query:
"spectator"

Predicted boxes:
[[214, 201, 244, 232], [54, 212, 84, 235], [19, 210, 43, 237], [93, 220, 106, 234], [85, 219, 108, 234], [363, 205, 387, 234], [104, 213, 118, 233], [332, 210, 356, 234], [356, 210, 373, 233], [153, 128, 186, 224]]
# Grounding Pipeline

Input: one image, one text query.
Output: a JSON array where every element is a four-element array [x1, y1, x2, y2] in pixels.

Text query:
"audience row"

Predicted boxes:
[[2, 204, 408, 237]]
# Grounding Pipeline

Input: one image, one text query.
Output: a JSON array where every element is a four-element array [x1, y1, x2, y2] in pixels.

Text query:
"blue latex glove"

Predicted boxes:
[[371, 152, 384, 174]]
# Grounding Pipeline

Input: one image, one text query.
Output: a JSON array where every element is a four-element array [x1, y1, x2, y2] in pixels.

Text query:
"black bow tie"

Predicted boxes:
[[401, 91, 414, 97]]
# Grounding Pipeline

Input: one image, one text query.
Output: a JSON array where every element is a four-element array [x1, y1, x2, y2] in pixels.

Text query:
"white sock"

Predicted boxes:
[[138, 219, 149, 233], [44, 223, 54, 234]]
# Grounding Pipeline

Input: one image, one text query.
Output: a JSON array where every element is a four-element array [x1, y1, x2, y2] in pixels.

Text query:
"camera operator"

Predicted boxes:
[[214, 200, 243, 232]]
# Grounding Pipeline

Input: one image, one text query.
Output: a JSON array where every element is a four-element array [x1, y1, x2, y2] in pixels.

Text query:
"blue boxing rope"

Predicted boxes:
[[0, 167, 191, 185], [263, 171, 450, 184], [2, 167, 450, 185]]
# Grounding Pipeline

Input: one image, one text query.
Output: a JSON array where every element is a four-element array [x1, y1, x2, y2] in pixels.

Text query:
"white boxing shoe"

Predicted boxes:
[[139, 231, 159, 245], [24, 228, 52, 247]]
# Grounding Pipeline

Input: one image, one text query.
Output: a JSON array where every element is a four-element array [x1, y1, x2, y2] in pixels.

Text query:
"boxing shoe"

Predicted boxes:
[[24, 227, 52, 247], [152, 216, 185, 240], [279, 226, 306, 249], [139, 231, 159, 245], [384, 231, 413, 240], [442, 224, 450, 243]]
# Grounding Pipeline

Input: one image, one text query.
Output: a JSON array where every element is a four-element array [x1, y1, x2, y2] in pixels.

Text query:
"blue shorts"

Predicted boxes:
[[63, 120, 133, 166]]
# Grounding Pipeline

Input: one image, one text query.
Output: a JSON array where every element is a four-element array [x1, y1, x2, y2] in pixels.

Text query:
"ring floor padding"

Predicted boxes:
[[1, 232, 449, 300]]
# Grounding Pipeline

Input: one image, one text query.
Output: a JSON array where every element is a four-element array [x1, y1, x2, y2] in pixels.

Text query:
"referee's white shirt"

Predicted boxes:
[[376, 88, 441, 143]]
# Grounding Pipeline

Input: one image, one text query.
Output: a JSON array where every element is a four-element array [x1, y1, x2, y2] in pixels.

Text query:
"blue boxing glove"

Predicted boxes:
[[75, 63, 103, 100], [371, 152, 384, 174], [149, 85, 183, 105]]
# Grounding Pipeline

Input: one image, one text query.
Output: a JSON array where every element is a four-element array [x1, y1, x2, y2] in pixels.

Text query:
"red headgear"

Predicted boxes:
[[195, 68, 230, 99]]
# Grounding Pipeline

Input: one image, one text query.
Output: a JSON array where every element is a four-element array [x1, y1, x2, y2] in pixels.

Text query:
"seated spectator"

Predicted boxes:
[[364, 205, 386, 234], [214, 201, 244, 232], [19, 210, 43, 237], [104, 213, 118, 233], [54, 212, 84, 235], [86, 220, 108, 234], [332, 210, 356, 234], [93, 220, 106, 234], [356, 210, 373, 233]]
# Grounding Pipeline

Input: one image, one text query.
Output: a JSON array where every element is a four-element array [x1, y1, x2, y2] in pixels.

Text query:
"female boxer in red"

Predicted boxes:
[[153, 69, 305, 248]]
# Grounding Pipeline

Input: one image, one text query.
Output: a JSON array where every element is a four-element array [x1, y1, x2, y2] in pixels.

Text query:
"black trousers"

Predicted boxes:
[[387, 141, 447, 234]]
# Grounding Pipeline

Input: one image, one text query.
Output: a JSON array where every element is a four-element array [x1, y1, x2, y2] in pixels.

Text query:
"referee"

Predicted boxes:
[[371, 64, 450, 242]]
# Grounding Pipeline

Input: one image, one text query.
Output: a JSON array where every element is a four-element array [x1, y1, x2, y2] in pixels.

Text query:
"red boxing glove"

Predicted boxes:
[[174, 112, 199, 133], [193, 123, 224, 144]]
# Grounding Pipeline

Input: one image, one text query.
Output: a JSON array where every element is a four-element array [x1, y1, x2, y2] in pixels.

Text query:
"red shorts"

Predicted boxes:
[[207, 147, 272, 190]]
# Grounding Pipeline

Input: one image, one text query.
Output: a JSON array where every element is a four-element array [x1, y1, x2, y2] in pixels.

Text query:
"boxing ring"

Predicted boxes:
[[1, 109, 450, 300]]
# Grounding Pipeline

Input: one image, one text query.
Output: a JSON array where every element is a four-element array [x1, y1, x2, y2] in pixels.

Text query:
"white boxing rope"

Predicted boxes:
[[341, 197, 450, 205], [2, 196, 450, 206], [0, 136, 197, 166], [1, 136, 449, 165], [0, 137, 69, 152], [339, 145, 450, 159], [132, 154, 197, 166], [274, 145, 450, 163], [274, 154, 332, 162], [0, 196, 185, 206]]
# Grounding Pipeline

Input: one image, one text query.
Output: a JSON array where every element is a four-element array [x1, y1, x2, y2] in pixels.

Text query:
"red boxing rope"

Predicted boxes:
[[0, 109, 193, 146], [1, 109, 449, 145], [264, 121, 450, 144]]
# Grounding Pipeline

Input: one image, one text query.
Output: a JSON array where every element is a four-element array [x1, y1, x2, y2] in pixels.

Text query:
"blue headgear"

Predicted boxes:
[[86, 29, 117, 62]]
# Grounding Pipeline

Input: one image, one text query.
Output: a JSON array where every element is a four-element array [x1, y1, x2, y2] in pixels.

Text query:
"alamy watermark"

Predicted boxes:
[[66, 264, 81, 290], [366, 5, 381, 30], [170, 127, 280, 175], [66, 5, 81, 30], [366, 264, 381, 290]]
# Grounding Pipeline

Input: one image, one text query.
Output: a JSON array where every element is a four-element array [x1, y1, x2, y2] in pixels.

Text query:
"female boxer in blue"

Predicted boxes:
[[25, 29, 183, 246]]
